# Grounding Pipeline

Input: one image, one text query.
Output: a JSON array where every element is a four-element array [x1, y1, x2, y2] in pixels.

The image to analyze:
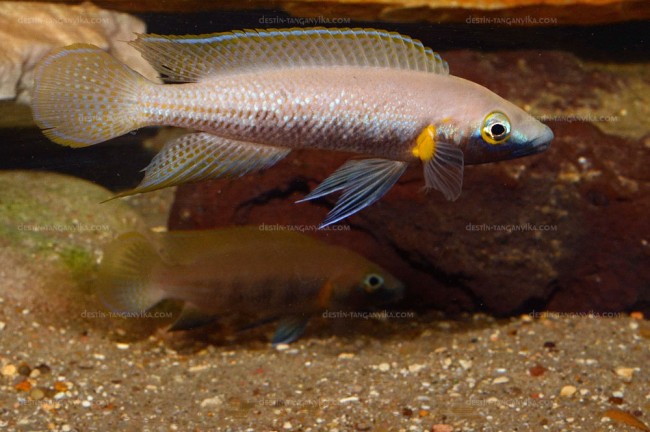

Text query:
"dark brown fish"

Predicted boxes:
[[98, 227, 404, 344]]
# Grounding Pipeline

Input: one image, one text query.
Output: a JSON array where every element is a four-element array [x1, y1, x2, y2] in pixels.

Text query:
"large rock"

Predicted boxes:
[[0, 170, 148, 327], [168, 49, 650, 315], [39, 0, 650, 25], [0, 1, 157, 104]]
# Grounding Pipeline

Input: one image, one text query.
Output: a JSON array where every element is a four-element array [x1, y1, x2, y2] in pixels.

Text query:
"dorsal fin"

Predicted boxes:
[[130, 27, 449, 83]]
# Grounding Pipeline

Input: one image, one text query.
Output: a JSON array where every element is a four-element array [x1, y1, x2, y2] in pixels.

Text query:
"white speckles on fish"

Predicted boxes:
[[31, 27, 553, 227]]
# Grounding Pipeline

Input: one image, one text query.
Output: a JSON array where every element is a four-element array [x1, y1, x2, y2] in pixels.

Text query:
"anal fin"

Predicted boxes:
[[111, 133, 290, 199], [297, 158, 407, 228], [168, 304, 219, 331], [272, 316, 310, 345]]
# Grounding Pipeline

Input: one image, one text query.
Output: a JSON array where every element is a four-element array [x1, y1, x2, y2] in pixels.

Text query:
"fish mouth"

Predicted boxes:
[[532, 125, 554, 152], [511, 126, 554, 158]]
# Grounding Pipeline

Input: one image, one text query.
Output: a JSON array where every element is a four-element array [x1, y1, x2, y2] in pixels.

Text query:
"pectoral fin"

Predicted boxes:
[[423, 141, 464, 201], [272, 316, 310, 345], [413, 125, 464, 201], [109, 133, 290, 199], [297, 158, 408, 228], [168, 304, 218, 331]]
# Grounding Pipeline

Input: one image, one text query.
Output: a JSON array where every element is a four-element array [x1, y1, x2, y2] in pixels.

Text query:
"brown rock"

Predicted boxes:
[[529, 365, 546, 377], [0, 1, 157, 103], [39, 0, 650, 25], [166, 49, 649, 316]]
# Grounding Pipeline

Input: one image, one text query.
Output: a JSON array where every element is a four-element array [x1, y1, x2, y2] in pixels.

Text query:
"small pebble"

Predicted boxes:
[[36, 364, 51, 375], [492, 376, 510, 384], [378, 363, 390, 372], [2, 364, 17, 376], [54, 382, 68, 392], [17, 363, 31, 376], [200, 395, 224, 408], [615, 367, 635, 380], [82, 400, 92, 408], [274, 343, 290, 351], [29, 369, 41, 379], [339, 396, 359, 404], [15, 380, 32, 392], [283, 422, 292, 430], [529, 365, 546, 377], [0, 321, 5, 331], [30, 388, 45, 400], [458, 360, 472, 370], [115, 343, 129, 350], [188, 364, 210, 373], [338, 353, 355, 359], [630, 311, 644, 320], [560, 385, 577, 397], [408, 364, 425, 373]]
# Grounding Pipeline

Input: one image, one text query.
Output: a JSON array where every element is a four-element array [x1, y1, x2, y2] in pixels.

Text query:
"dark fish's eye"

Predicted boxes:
[[490, 123, 506, 137], [363, 273, 384, 293], [481, 111, 511, 145]]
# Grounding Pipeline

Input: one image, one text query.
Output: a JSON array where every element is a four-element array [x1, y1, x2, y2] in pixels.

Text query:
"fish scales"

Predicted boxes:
[[140, 68, 426, 159], [32, 27, 553, 227]]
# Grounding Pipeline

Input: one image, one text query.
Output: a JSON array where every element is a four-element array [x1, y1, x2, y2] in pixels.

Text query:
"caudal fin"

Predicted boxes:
[[97, 232, 165, 314], [32, 44, 151, 147]]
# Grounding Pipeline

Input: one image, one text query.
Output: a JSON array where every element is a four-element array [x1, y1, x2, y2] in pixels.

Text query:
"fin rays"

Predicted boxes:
[[298, 158, 408, 227], [116, 133, 290, 197], [32, 44, 149, 147], [423, 142, 464, 201], [131, 27, 449, 83]]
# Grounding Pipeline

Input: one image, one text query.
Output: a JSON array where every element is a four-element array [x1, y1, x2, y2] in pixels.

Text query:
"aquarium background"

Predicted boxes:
[[0, 1, 648, 431]]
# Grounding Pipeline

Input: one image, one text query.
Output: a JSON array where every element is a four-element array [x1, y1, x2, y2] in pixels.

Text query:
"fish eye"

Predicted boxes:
[[481, 111, 511, 145], [363, 273, 384, 293]]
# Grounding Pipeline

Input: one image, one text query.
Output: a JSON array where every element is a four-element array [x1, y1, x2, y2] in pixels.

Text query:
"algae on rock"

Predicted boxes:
[[0, 171, 147, 327]]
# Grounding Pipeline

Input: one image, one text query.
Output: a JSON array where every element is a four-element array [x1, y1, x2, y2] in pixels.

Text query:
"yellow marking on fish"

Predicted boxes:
[[441, 117, 451, 123], [412, 124, 436, 162], [317, 280, 334, 308]]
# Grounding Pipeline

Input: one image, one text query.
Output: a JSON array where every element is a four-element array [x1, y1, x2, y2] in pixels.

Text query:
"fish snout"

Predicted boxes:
[[509, 123, 553, 159], [383, 280, 405, 304], [531, 124, 554, 154]]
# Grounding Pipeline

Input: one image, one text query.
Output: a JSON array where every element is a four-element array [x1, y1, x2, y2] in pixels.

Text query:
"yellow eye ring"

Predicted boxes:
[[481, 111, 511, 145]]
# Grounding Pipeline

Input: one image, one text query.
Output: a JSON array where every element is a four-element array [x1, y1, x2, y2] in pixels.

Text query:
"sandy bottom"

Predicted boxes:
[[0, 301, 647, 432]]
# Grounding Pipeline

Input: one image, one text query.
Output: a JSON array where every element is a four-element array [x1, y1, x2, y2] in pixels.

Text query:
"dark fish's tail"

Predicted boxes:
[[97, 232, 165, 314], [32, 44, 152, 148]]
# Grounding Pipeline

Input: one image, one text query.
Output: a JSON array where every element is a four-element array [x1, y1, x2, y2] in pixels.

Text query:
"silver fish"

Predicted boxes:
[[32, 27, 553, 227]]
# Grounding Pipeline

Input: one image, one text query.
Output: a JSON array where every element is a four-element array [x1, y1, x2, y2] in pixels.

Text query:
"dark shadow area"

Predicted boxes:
[[138, 9, 647, 62], [0, 128, 157, 191]]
